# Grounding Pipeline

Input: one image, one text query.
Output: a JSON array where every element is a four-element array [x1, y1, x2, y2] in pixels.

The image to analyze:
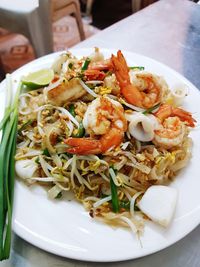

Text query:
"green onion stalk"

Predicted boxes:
[[109, 167, 119, 213], [81, 58, 91, 71], [143, 103, 160, 115], [0, 75, 21, 260], [68, 104, 85, 138]]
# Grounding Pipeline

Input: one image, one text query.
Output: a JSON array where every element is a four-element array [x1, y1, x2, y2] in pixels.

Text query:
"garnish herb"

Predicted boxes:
[[72, 122, 85, 138], [43, 148, 50, 157], [119, 201, 130, 210], [69, 104, 76, 117], [18, 119, 33, 135], [129, 66, 145, 71], [81, 58, 91, 71], [68, 62, 73, 69], [109, 167, 119, 213], [143, 103, 160, 115], [35, 157, 40, 164], [0, 75, 21, 260], [68, 104, 85, 138], [55, 192, 62, 199], [119, 201, 140, 211]]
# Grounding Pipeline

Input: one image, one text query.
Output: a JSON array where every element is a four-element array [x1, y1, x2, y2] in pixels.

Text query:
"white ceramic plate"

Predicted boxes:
[[1, 48, 200, 262]]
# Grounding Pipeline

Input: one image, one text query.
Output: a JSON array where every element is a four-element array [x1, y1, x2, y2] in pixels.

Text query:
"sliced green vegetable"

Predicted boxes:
[[64, 152, 73, 158], [72, 122, 85, 138], [109, 167, 119, 213], [68, 62, 73, 69], [35, 157, 40, 164], [21, 69, 54, 89], [119, 201, 140, 211], [81, 58, 91, 71], [143, 103, 160, 115], [69, 104, 76, 117], [55, 192, 62, 199], [129, 66, 145, 71], [119, 201, 130, 210], [18, 119, 33, 135], [43, 148, 50, 157], [141, 141, 153, 146]]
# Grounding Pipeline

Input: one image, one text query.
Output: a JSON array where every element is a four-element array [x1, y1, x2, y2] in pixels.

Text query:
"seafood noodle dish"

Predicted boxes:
[[15, 48, 196, 236]]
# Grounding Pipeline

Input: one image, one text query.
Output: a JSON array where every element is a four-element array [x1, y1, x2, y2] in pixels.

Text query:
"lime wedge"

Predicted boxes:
[[21, 69, 54, 89]]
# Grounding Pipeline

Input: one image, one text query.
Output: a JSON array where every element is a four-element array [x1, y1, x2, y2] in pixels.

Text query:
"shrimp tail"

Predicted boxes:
[[154, 104, 172, 121], [111, 51, 130, 87], [111, 51, 143, 107], [65, 128, 124, 155], [100, 128, 124, 152], [65, 138, 102, 155], [172, 107, 196, 127]]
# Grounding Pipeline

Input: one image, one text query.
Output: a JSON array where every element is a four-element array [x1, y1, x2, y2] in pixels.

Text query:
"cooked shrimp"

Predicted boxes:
[[154, 104, 196, 127], [153, 104, 196, 148], [111, 50, 165, 108], [153, 117, 187, 149], [86, 47, 113, 71], [65, 97, 127, 154], [84, 69, 106, 81], [47, 78, 86, 106]]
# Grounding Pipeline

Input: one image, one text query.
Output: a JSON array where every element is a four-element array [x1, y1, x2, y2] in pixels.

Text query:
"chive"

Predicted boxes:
[[119, 201, 130, 210], [129, 66, 145, 70], [143, 103, 160, 115], [64, 152, 73, 158], [69, 104, 76, 117], [0, 75, 21, 260], [81, 58, 91, 71], [0, 108, 14, 130], [43, 148, 50, 157], [141, 141, 153, 146], [72, 122, 85, 138], [77, 73, 84, 79], [119, 201, 140, 211], [18, 119, 33, 135], [109, 167, 119, 213], [68, 62, 73, 69], [35, 157, 40, 164], [55, 192, 62, 199], [3, 116, 18, 258]]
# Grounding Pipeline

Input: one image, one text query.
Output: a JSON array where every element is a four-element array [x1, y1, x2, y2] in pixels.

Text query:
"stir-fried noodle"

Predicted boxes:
[[15, 48, 196, 235]]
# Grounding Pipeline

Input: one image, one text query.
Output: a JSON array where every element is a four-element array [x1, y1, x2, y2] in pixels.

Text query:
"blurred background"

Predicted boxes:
[[0, 0, 198, 80], [0, 0, 159, 80]]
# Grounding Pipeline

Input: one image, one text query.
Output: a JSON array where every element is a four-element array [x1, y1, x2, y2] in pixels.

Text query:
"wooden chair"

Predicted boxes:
[[51, 0, 85, 41]]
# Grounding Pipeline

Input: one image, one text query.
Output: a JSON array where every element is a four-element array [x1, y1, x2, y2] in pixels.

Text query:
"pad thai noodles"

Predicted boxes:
[[15, 48, 196, 236]]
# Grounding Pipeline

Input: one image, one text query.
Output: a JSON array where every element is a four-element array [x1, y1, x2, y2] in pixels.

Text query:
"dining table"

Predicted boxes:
[[1, 0, 200, 266]]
